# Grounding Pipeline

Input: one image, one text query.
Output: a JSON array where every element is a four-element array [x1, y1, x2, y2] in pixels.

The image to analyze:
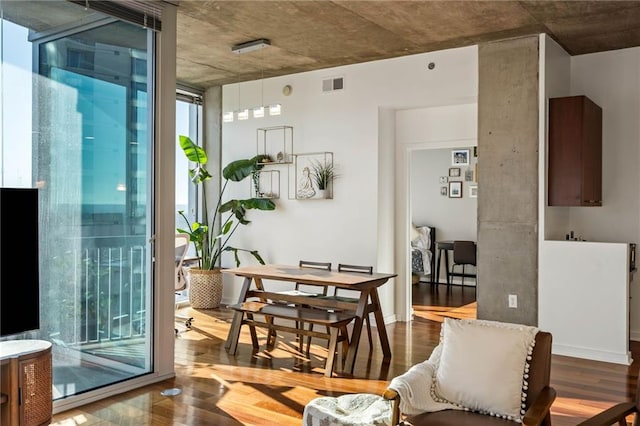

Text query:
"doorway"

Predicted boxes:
[[409, 147, 478, 323]]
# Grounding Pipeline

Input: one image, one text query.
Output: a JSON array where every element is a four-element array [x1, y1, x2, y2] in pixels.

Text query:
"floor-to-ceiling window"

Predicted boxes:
[[1, 0, 156, 400], [175, 89, 202, 247]]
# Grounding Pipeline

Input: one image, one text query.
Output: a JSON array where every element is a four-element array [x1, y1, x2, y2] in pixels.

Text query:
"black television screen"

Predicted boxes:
[[0, 187, 40, 337]]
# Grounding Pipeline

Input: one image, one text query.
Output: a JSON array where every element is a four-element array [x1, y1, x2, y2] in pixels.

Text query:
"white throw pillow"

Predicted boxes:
[[410, 224, 420, 243], [411, 226, 431, 249], [432, 318, 538, 422]]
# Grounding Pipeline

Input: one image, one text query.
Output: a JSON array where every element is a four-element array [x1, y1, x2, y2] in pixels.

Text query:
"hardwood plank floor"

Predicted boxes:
[[51, 283, 638, 425]]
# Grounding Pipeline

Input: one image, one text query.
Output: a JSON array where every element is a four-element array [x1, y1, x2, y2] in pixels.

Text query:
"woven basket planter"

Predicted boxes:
[[188, 268, 223, 309]]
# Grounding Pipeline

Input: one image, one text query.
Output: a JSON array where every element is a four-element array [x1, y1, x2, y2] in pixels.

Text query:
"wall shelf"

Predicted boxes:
[[289, 152, 334, 200], [251, 170, 280, 199], [256, 126, 293, 165]]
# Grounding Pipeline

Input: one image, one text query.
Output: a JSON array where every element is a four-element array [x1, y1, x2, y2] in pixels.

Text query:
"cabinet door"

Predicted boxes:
[[18, 351, 52, 426], [582, 98, 602, 205], [548, 96, 602, 206]]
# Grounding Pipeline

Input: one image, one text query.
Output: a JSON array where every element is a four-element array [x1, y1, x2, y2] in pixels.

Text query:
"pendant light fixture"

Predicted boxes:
[[222, 38, 282, 122]]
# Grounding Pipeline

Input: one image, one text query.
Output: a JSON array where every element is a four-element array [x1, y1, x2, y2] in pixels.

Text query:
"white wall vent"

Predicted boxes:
[[322, 76, 344, 93]]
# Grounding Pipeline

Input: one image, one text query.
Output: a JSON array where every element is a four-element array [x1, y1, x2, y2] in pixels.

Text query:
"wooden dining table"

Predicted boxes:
[[223, 264, 396, 374]]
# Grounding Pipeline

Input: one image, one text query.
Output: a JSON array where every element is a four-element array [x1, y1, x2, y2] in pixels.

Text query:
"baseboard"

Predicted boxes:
[[631, 329, 640, 342], [383, 313, 397, 325], [552, 343, 633, 365]]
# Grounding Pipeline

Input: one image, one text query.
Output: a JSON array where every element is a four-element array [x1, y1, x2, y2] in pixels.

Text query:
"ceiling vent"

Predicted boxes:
[[322, 76, 344, 93]]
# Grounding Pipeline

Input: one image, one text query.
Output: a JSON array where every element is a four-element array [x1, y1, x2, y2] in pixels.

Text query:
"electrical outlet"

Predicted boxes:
[[508, 294, 518, 308]]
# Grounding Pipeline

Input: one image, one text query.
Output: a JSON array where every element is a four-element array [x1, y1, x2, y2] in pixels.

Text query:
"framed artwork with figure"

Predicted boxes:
[[452, 149, 470, 166]]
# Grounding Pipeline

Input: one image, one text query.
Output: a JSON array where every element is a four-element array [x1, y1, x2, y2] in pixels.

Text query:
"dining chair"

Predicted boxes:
[[305, 263, 375, 355], [270, 260, 332, 352], [450, 240, 476, 286], [295, 260, 333, 295]]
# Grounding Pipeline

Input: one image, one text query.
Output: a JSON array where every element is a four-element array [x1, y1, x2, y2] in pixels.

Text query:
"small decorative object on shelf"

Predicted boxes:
[[257, 125, 293, 164], [290, 152, 335, 200], [310, 159, 336, 199]]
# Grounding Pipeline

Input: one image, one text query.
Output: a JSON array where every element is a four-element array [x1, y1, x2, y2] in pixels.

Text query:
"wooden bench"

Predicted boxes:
[[226, 301, 357, 377]]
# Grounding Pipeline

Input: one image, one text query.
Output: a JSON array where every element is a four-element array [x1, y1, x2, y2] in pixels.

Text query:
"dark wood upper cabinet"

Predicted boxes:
[[548, 95, 602, 206]]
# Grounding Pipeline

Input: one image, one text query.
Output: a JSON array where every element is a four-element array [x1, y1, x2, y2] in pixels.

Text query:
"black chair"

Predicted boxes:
[[270, 260, 332, 353], [450, 240, 476, 286], [295, 260, 332, 295], [305, 263, 375, 354]]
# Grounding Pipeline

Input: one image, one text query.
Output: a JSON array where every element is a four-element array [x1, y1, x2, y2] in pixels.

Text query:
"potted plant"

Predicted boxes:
[[310, 159, 337, 199], [177, 135, 276, 308]]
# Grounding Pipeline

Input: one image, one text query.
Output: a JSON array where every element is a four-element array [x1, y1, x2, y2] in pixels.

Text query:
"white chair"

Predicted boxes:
[[175, 233, 193, 334]]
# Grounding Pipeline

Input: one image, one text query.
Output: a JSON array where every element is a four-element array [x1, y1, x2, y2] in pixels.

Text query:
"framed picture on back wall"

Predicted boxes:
[[449, 181, 462, 198], [452, 149, 470, 166]]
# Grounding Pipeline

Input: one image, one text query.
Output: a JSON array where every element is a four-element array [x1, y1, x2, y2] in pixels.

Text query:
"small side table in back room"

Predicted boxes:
[[435, 240, 455, 285]]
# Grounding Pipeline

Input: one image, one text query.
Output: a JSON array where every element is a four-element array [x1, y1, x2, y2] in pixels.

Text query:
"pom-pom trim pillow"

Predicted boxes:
[[431, 318, 538, 422]]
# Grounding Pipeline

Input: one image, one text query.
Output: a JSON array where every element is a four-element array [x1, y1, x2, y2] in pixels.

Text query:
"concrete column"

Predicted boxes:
[[477, 35, 539, 326], [203, 86, 222, 233]]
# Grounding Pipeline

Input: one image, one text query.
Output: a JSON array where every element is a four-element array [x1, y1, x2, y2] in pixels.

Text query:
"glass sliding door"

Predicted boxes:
[[1, 1, 155, 400]]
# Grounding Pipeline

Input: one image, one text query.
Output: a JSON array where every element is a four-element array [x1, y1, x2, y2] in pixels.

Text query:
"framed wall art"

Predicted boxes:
[[449, 181, 462, 198], [290, 151, 334, 200], [465, 169, 474, 182], [452, 149, 470, 166]]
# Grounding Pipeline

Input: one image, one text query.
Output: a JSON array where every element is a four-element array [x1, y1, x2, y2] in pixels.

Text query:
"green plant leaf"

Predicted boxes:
[[221, 220, 233, 235], [242, 198, 276, 211], [179, 135, 208, 165], [250, 250, 266, 265], [223, 158, 256, 182], [179, 136, 211, 183]]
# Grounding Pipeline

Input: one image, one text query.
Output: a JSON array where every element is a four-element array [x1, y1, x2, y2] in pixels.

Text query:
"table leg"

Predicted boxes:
[[325, 328, 339, 378], [225, 276, 253, 352], [369, 288, 391, 359], [436, 248, 443, 284], [226, 311, 244, 355], [444, 249, 451, 285], [344, 290, 369, 374]]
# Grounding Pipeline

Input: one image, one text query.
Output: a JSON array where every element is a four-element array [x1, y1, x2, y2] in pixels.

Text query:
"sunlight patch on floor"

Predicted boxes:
[[413, 302, 477, 322]]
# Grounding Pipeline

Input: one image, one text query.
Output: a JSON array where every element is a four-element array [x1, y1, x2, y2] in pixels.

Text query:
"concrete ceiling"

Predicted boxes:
[[176, 0, 640, 89]]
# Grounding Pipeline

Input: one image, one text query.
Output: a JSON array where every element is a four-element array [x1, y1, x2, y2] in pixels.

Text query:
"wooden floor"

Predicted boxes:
[[51, 283, 639, 425]]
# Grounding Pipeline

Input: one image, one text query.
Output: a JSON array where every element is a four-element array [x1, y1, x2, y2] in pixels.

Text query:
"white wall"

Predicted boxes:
[[220, 46, 478, 323]]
